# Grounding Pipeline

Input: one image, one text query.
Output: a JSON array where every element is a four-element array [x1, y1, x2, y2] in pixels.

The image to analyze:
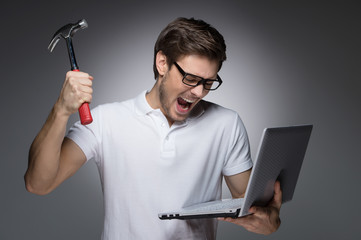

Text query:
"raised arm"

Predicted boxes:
[[25, 71, 93, 195]]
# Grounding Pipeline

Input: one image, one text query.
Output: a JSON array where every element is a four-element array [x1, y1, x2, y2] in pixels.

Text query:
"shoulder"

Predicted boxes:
[[187, 100, 245, 134], [199, 100, 239, 122], [197, 100, 248, 134]]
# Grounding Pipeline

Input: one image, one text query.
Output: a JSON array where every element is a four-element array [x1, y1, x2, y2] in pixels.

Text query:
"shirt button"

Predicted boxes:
[[161, 123, 166, 127], [165, 136, 169, 141]]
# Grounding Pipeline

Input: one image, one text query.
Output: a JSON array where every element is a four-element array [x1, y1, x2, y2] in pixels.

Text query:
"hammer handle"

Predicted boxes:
[[73, 69, 93, 125]]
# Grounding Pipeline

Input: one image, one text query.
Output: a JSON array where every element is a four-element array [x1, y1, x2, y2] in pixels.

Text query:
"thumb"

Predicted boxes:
[[270, 181, 282, 210], [248, 206, 261, 214]]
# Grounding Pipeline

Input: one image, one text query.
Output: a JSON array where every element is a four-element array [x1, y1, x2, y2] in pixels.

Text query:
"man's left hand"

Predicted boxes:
[[218, 181, 282, 235]]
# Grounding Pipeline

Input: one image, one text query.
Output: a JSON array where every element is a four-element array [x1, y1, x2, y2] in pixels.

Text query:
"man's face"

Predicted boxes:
[[158, 55, 219, 125]]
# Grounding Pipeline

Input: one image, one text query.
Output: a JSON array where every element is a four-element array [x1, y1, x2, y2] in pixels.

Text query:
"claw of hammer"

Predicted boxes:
[[48, 19, 93, 125], [48, 19, 87, 52], [48, 19, 88, 70]]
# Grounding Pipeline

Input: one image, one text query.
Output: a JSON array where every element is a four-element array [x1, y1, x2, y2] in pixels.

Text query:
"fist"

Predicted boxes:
[[56, 71, 94, 117]]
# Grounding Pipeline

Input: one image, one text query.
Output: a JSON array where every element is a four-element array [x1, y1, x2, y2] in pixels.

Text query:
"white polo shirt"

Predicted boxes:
[[67, 91, 252, 240]]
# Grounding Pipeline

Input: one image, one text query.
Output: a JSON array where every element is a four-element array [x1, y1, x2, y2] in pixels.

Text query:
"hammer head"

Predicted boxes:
[[48, 19, 88, 52]]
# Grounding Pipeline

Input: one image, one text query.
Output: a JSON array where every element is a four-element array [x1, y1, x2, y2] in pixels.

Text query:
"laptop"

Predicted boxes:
[[158, 124, 313, 220]]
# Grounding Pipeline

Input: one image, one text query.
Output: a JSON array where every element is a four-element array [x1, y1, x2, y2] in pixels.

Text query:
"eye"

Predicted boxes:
[[204, 81, 214, 87], [184, 75, 202, 84]]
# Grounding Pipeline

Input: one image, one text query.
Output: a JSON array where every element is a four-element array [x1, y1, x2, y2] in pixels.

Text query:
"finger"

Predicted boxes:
[[218, 217, 238, 222], [80, 93, 93, 104], [248, 206, 259, 214], [77, 84, 93, 94], [66, 77, 91, 91], [78, 77, 93, 87], [218, 217, 241, 224], [66, 70, 93, 79], [219, 215, 253, 223], [248, 206, 269, 218], [270, 181, 282, 209], [218, 216, 256, 230]]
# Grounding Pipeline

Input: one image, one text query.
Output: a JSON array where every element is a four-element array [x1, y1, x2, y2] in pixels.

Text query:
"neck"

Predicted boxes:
[[146, 82, 174, 127], [145, 83, 159, 110]]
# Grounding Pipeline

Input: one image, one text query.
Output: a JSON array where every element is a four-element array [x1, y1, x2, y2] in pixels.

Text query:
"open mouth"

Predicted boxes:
[[176, 97, 195, 113]]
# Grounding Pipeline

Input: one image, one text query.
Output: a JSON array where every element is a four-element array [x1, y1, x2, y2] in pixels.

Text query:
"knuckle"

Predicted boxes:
[[65, 71, 73, 78], [71, 84, 78, 93], [84, 79, 92, 87], [68, 76, 76, 85]]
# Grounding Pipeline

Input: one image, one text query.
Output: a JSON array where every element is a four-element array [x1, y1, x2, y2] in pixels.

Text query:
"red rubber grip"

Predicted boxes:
[[73, 69, 93, 125], [79, 102, 93, 125]]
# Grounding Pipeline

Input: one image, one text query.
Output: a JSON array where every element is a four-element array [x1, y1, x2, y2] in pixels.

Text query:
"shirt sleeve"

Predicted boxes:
[[222, 113, 253, 176], [66, 106, 101, 163]]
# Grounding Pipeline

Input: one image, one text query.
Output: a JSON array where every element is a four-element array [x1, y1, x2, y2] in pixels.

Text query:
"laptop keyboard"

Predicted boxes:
[[181, 198, 244, 213]]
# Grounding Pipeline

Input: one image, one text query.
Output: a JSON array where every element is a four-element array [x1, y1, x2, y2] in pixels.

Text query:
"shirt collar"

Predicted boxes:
[[134, 90, 205, 121], [134, 90, 154, 115]]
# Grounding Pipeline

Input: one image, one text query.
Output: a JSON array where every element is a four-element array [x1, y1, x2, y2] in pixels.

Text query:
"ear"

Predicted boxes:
[[155, 51, 168, 77]]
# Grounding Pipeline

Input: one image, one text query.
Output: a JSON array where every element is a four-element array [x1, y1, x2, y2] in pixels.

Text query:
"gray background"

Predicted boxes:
[[1, 0, 360, 239]]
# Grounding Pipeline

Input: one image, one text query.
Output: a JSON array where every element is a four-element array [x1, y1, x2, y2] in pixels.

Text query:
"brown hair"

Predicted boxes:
[[153, 17, 227, 80]]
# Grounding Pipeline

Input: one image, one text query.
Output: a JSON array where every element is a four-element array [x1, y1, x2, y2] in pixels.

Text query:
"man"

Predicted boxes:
[[25, 17, 281, 239]]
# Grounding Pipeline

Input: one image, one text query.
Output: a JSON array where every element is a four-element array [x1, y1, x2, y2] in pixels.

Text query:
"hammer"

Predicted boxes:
[[48, 19, 93, 125]]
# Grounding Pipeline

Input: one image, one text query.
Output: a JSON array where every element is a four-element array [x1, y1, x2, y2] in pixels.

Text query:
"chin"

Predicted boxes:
[[170, 112, 188, 123]]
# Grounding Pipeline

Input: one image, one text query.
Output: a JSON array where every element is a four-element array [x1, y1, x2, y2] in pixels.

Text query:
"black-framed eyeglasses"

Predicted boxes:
[[173, 62, 223, 91]]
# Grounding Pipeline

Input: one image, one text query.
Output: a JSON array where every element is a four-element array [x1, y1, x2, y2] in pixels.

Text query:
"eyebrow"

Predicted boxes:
[[174, 62, 219, 81]]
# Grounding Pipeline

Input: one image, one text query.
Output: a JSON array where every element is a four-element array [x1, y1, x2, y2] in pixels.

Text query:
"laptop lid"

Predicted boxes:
[[239, 124, 313, 216]]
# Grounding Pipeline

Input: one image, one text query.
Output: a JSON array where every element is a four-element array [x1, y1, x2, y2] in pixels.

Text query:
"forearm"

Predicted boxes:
[[25, 102, 70, 195]]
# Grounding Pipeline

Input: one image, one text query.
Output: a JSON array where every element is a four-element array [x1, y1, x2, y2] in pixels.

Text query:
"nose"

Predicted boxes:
[[190, 84, 206, 97]]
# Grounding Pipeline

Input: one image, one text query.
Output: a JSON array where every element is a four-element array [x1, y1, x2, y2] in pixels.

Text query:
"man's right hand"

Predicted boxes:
[[55, 71, 94, 117]]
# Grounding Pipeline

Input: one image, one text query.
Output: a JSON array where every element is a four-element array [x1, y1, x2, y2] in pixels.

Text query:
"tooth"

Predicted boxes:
[[182, 97, 195, 103]]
